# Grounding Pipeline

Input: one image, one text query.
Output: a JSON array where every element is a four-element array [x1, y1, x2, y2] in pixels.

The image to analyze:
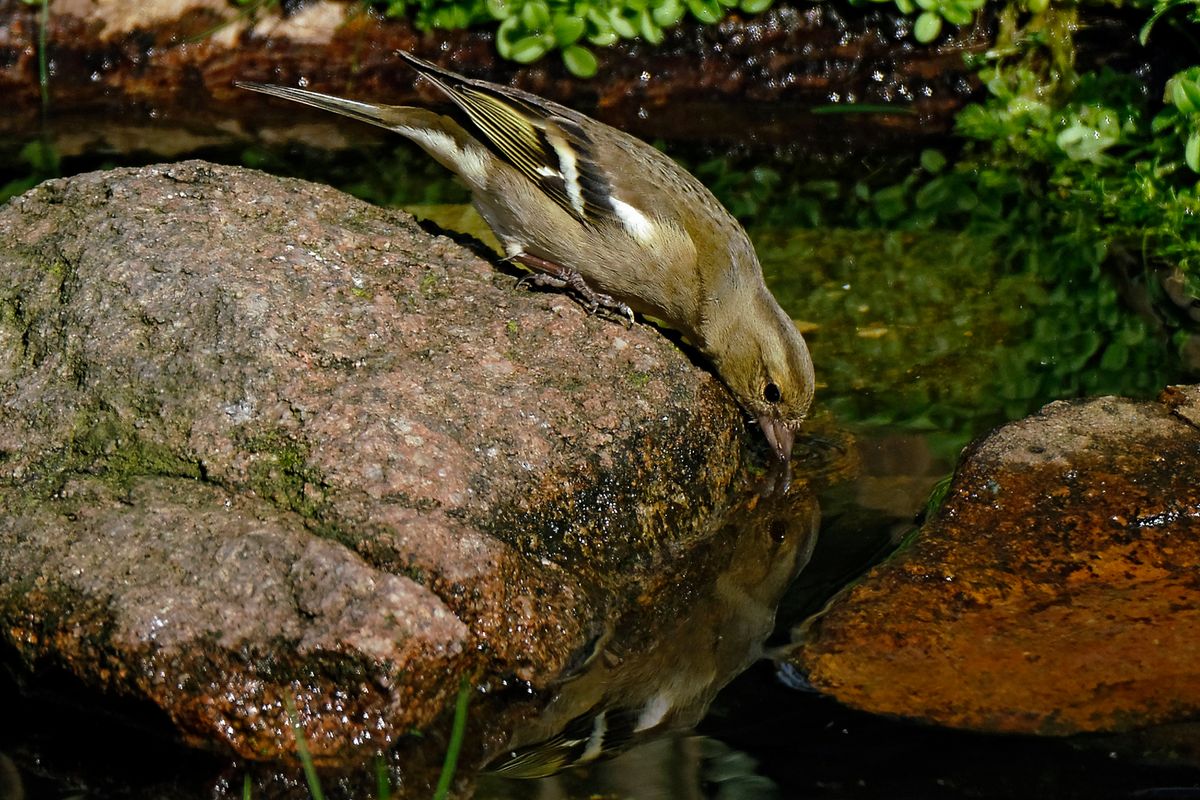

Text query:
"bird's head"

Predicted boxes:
[[707, 289, 815, 464]]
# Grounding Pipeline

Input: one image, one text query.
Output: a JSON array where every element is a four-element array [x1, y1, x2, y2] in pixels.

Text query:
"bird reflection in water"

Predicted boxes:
[[482, 482, 820, 787]]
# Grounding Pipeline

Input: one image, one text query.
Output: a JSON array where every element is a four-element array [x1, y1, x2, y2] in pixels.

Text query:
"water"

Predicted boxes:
[[2, 93, 1198, 798]]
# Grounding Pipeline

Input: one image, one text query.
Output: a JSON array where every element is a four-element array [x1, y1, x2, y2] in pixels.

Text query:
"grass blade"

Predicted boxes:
[[286, 697, 326, 800], [432, 677, 472, 800]]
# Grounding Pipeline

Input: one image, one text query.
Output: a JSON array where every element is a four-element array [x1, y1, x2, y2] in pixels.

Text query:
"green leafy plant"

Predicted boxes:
[[376, 0, 773, 76], [1161, 66, 1200, 171]]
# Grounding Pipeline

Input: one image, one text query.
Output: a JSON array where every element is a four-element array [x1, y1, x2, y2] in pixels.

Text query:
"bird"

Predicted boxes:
[[235, 51, 815, 464]]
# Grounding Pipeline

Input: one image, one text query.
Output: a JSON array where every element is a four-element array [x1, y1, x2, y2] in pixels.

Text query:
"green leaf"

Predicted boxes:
[[588, 28, 618, 44], [913, 11, 941, 42], [653, 0, 686, 24], [431, 5, 471, 28], [562, 44, 598, 77], [940, 1, 973, 25], [608, 6, 638, 36], [872, 184, 909, 221], [1139, 0, 1185, 45], [496, 15, 521, 57], [894, 0, 914, 13], [520, 0, 551, 30], [1025, 0, 1048, 13], [920, 148, 946, 173], [486, 0, 512, 18], [510, 34, 549, 62], [1099, 341, 1129, 371], [686, 0, 722, 23], [739, 0, 772, 11], [955, 188, 979, 212], [552, 14, 586, 44], [915, 175, 952, 210], [1186, 131, 1200, 173], [1183, 79, 1200, 115], [639, 8, 664, 42]]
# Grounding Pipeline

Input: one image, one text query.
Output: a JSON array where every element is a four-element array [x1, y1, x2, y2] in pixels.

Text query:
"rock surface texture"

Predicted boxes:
[[788, 389, 1200, 735], [0, 161, 757, 764]]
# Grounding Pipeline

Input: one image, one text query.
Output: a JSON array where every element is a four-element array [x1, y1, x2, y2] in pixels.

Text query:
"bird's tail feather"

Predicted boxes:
[[394, 50, 470, 93], [234, 81, 415, 131]]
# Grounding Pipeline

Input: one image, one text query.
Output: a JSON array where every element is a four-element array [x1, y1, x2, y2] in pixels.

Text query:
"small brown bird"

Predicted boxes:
[[236, 52, 814, 462]]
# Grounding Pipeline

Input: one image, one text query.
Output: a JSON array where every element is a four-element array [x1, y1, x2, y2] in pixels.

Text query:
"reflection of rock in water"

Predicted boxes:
[[486, 485, 820, 778]]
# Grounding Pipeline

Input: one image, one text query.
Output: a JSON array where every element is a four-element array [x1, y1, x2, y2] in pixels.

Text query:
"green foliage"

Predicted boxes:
[[0, 139, 59, 203], [374, 0, 774, 76], [369, 0, 999, 71], [829, 0, 995, 43], [1140, 0, 1200, 45], [1163, 67, 1200, 171], [958, 63, 1200, 293]]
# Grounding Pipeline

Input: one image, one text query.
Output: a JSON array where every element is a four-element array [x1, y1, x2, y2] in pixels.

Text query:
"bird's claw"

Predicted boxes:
[[517, 272, 568, 291], [513, 259, 634, 326]]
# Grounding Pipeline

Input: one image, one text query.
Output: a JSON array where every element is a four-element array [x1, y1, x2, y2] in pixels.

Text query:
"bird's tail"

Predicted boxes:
[[234, 78, 480, 185], [234, 81, 414, 131], [394, 50, 472, 94]]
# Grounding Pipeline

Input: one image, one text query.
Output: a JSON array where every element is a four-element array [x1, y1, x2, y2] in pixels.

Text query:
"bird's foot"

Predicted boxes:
[[517, 272, 568, 291], [514, 254, 635, 327]]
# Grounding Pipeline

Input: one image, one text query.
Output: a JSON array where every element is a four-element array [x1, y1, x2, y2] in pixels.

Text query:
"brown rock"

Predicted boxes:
[[786, 391, 1200, 735], [0, 160, 756, 763]]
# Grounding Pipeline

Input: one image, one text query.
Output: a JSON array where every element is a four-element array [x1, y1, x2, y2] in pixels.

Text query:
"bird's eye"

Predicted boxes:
[[763, 382, 781, 403]]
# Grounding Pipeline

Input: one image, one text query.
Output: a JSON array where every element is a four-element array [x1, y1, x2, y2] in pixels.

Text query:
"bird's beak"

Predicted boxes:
[[758, 416, 794, 463]]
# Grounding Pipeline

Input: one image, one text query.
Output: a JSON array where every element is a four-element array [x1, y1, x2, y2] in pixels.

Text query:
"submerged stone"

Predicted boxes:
[[785, 390, 1200, 735], [0, 161, 779, 769]]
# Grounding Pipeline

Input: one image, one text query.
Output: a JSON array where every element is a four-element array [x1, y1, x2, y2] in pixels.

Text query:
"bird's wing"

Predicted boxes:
[[398, 51, 614, 226]]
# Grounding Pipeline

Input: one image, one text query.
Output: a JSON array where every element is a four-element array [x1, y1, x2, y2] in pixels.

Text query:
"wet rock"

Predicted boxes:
[[0, 160, 755, 764], [785, 390, 1200, 735]]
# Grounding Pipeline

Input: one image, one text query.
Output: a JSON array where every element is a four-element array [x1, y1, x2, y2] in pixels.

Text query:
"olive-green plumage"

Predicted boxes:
[[236, 52, 814, 461]]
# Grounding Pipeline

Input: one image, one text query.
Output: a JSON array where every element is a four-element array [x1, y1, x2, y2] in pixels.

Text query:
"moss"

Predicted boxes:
[[0, 295, 27, 361], [241, 428, 333, 521], [418, 268, 443, 298], [628, 370, 651, 387], [66, 412, 204, 489]]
